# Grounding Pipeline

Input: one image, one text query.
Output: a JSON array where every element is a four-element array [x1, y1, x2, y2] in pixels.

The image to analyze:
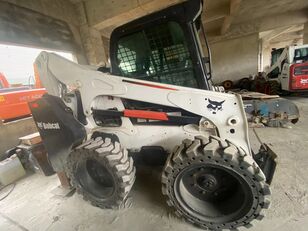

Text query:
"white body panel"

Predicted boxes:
[[280, 62, 290, 90], [35, 52, 252, 155], [93, 124, 211, 153]]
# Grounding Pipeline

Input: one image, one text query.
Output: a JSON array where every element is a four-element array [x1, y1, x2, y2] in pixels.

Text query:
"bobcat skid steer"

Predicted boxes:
[[29, 0, 276, 230], [266, 44, 308, 94]]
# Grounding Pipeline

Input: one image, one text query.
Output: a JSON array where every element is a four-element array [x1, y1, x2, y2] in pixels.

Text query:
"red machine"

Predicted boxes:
[[289, 62, 308, 90], [266, 44, 308, 94], [0, 70, 46, 121]]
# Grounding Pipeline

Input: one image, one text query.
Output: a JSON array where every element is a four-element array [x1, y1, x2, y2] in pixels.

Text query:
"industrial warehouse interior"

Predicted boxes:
[[0, 0, 308, 231]]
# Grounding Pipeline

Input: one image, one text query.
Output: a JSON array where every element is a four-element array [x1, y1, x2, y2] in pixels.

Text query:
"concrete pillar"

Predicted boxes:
[[69, 24, 88, 65], [304, 22, 308, 44], [210, 34, 259, 83], [75, 2, 107, 65], [258, 39, 264, 72]]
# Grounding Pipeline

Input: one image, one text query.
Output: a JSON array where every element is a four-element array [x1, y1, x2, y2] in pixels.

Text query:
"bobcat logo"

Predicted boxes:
[[37, 122, 60, 130], [206, 98, 225, 114]]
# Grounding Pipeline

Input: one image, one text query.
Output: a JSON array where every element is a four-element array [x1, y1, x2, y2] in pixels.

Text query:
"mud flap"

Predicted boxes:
[[29, 94, 86, 172], [253, 144, 277, 185]]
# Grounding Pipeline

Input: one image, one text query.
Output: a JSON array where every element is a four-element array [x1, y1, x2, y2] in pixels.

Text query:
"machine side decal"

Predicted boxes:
[[37, 122, 61, 130], [122, 79, 178, 91], [206, 98, 225, 114], [123, 109, 168, 121]]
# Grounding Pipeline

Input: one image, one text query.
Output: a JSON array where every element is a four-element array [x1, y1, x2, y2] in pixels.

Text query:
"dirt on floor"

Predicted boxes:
[[0, 96, 308, 231]]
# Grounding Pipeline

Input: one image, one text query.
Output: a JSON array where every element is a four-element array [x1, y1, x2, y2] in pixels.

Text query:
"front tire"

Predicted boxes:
[[162, 136, 271, 230], [66, 137, 136, 209]]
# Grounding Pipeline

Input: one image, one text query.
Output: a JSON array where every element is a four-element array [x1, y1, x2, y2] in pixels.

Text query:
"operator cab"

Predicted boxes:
[[294, 47, 308, 63], [109, 0, 212, 90]]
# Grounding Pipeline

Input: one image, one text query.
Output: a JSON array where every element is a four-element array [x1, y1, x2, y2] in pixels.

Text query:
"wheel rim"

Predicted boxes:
[[174, 163, 254, 224], [264, 84, 270, 95], [76, 159, 115, 199], [223, 81, 233, 90]]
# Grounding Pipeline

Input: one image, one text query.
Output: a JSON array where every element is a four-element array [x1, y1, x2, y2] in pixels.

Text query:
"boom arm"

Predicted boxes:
[[35, 52, 252, 155]]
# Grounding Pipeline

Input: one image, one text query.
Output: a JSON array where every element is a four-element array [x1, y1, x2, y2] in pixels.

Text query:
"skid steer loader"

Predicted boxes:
[[29, 0, 276, 230], [266, 44, 308, 94]]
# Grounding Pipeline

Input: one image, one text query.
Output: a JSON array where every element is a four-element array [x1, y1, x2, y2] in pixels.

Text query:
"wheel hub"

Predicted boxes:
[[196, 173, 218, 192]]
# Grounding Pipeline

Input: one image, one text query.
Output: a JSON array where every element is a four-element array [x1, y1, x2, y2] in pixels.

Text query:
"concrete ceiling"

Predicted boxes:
[[260, 24, 304, 46], [68, 0, 83, 3], [234, 0, 308, 24], [203, 0, 308, 43], [205, 0, 229, 10], [69, 0, 308, 43]]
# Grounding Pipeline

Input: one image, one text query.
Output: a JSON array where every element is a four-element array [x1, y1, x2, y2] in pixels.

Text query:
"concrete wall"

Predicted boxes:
[[84, 0, 183, 31], [0, 0, 87, 64], [0, 0, 113, 66], [75, 2, 108, 65], [210, 34, 259, 84], [0, 2, 75, 51], [0, 118, 37, 160], [2, 0, 78, 25], [304, 23, 308, 44]]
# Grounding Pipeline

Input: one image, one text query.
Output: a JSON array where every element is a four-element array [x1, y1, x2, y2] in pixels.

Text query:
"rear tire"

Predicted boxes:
[[238, 77, 251, 90], [266, 81, 280, 95], [162, 136, 271, 230], [66, 137, 136, 209], [222, 80, 234, 90]]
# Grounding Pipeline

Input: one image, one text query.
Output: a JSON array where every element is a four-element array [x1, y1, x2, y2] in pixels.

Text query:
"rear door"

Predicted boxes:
[[289, 47, 308, 91], [289, 63, 308, 91]]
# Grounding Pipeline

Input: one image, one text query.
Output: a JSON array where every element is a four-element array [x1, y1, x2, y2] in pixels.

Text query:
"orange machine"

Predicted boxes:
[[0, 71, 46, 121]]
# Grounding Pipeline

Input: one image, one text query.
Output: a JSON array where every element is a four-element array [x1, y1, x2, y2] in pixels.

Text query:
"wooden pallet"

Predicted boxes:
[[19, 132, 42, 146]]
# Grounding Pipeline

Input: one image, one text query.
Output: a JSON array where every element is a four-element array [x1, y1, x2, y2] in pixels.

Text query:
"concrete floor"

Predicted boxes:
[[0, 96, 308, 231]]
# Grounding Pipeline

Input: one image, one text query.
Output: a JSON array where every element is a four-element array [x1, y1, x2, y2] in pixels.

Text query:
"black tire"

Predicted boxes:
[[66, 136, 136, 209], [238, 78, 251, 90], [5, 147, 18, 159], [162, 136, 271, 230], [267, 81, 280, 95], [222, 80, 234, 90]]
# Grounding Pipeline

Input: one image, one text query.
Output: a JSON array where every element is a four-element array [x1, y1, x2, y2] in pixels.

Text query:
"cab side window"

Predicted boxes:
[[268, 67, 280, 79], [115, 22, 198, 88]]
